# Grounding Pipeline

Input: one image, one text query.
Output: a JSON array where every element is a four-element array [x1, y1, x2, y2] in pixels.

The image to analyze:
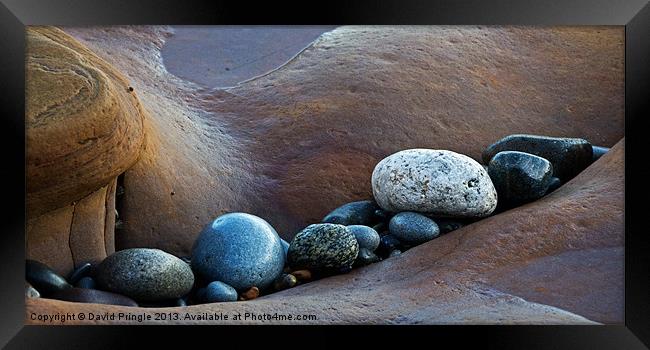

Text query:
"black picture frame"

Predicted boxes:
[[1, 0, 648, 348]]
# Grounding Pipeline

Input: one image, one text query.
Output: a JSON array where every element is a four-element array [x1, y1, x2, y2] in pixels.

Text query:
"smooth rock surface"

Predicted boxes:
[[389, 212, 441, 245], [372, 149, 497, 217], [488, 151, 554, 206], [287, 224, 359, 272], [204, 281, 238, 303], [191, 213, 285, 291], [26, 260, 72, 297], [50, 288, 138, 307], [68, 263, 93, 285], [322, 200, 379, 226], [348, 225, 381, 251], [482, 134, 593, 181], [95, 248, 194, 301]]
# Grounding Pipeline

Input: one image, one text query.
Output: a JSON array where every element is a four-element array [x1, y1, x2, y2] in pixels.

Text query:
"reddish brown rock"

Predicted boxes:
[[26, 139, 624, 324]]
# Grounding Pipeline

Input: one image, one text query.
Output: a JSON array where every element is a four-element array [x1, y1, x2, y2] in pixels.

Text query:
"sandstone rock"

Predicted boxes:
[[372, 149, 497, 217]]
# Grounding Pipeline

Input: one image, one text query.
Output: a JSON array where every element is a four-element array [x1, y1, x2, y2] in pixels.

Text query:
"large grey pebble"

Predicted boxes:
[[95, 248, 194, 302], [389, 212, 440, 245], [191, 213, 285, 291], [348, 225, 381, 251], [488, 151, 554, 206], [287, 223, 359, 272], [372, 149, 497, 218], [482, 134, 592, 180]]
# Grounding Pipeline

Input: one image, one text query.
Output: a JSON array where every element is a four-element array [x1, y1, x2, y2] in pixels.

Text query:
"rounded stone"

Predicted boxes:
[[274, 274, 298, 291], [376, 234, 402, 257], [482, 134, 593, 180], [290, 269, 312, 282], [389, 212, 441, 245], [372, 149, 497, 217], [488, 151, 554, 206], [241, 286, 260, 300], [25, 283, 40, 298], [75, 276, 96, 289], [95, 248, 194, 302], [388, 249, 402, 258], [348, 225, 381, 251], [592, 145, 610, 161], [353, 248, 381, 267], [280, 238, 290, 257], [204, 281, 238, 303], [434, 219, 465, 234], [26, 260, 72, 297], [51, 288, 138, 307], [68, 262, 93, 285], [191, 212, 285, 291], [322, 200, 379, 226], [287, 224, 359, 272], [546, 177, 562, 194]]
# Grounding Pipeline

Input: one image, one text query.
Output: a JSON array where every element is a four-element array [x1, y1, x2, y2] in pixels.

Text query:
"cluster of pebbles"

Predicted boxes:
[[26, 134, 608, 308]]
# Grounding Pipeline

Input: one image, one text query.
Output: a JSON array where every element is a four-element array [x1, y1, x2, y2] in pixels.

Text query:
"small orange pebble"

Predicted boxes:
[[240, 286, 260, 300]]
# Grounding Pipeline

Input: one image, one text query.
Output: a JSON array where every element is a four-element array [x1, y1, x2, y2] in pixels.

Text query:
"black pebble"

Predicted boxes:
[[376, 234, 402, 257], [68, 262, 93, 284], [26, 260, 72, 297], [592, 145, 610, 161], [75, 276, 96, 289], [435, 219, 465, 234], [546, 177, 562, 194], [353, 248, 381, 267]]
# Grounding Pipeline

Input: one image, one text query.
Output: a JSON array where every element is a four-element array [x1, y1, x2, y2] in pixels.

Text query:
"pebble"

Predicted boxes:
[[287, 223, 359, 272], [435, 219, 465, 234], [26, 260, 72, 296], [592, 145, 609, 161], [273, 274, 298, 291], [191, 213, 285, 291], [546, 177, 562, 194], [204, 281, 238, 303], [389, 212, 440, 245], [75, 276, 96, 289], [67, 262, 93, 285], [372, 149, 497, 217], [348, 225, 381, 251], [389, 249, 402, 258], [376, 234, 402, 257], [482, 134, 593, 180], [94, 248, 194, 302], [240, 286, 260, 300], [322, 200, 379, 226], [25, 282, 40, 298], [176, 297, 188, 307], [280, 238, 290, 257], [290, 270, 312, 282], [353, 248, 381, 267], [488, 151, 554, 206], [51, 288, 138, 307]]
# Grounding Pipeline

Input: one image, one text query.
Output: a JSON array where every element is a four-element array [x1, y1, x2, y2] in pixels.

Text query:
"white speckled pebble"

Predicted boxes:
[[371, 149, 497, 217]]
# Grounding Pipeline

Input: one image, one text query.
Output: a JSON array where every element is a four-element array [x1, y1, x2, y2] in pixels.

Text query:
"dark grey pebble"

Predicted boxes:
[[389, 212, 440, 245], [353, 248, 381, 267], [348, 225, 381, 251], [488, 151, 554, 206], [280, 238, 290, 257], [25, 282, 40, 298], [435, 219, 465, 234], [273, 273, 298, 291], [176, 297, 187, 307], [287, 223, 359, 272], [68, 262, 93, 284], [204, 281, 238, 303], [191, 213, 285, 291], [592, 145, 610, 161], [95, 248, 194, 302], [376, 234, 402, 257], [322, 200, 379, 226], [389, 249, 402, 258], [546, 176, 562, 194], [26, 260, 72, 296], [51, 288, 138, 307], [482, 134, 592, 180], [75, 276, 96, 289]]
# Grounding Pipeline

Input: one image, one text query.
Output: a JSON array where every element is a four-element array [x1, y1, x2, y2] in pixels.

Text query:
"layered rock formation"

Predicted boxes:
[[26, 26, 624, 323], [26, 27, 146, 274]]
